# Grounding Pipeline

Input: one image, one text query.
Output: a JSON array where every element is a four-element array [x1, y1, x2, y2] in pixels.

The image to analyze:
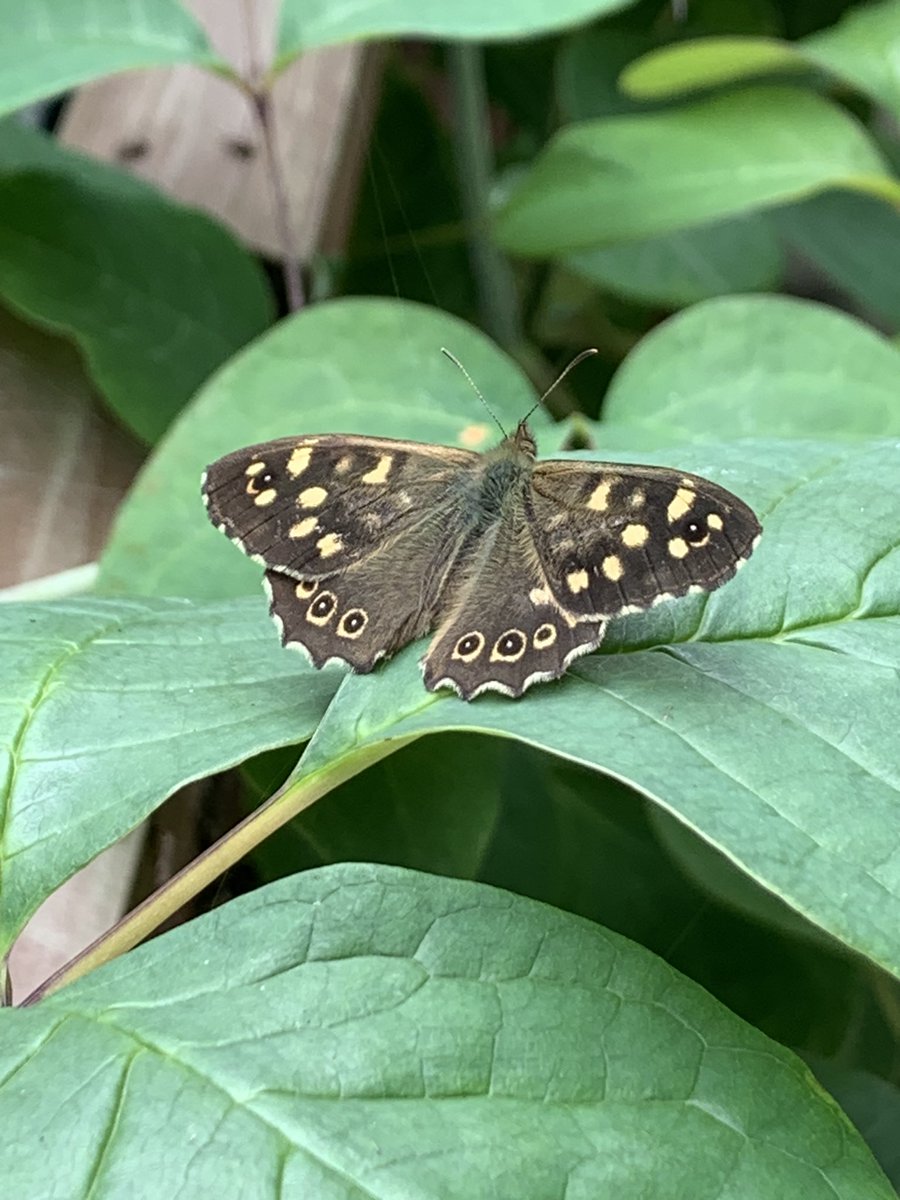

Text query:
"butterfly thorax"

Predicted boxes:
[[463, 424, 536, 534]]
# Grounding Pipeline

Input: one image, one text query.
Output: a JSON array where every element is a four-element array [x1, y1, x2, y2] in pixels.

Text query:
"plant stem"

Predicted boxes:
[[447, 43, 519, 351], [252, 89, 305, 312], [21, 742, 403, 1004]]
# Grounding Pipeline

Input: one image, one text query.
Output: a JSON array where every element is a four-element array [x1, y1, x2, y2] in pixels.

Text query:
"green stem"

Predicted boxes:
[[21, 742, 400, 1005], [447, 43, 520, 351]]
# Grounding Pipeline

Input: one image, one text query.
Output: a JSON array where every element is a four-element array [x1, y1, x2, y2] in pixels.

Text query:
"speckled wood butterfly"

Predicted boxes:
[[202, 420, 760, 699]]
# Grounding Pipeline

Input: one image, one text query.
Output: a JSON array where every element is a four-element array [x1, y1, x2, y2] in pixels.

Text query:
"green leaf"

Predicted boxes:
[[621, 1, 900, 121], [774, 191, 900, 330], [804, 0, 900, 120], [621, 35, 808, 99], [97, 298, 538, 599], [284, 435, 900, 979], [0, 865, 891, 1198], [601, 295, 900, 439], [276, 0, 639, 62], [494, 85, 900, 257], [0, 0, 218, 117], [566, 213, 783, 307], [0, 127, 275, 442], [0, 596, 333, 950]]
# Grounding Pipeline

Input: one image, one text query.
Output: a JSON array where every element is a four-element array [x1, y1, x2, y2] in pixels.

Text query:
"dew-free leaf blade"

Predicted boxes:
[[601, 295, 900, 440], [0, 0, 218, 117], [291, 437, 900, 979], [276, 0, 640, 61], [0, 597, 334, 950], [0, 126, 274, 443], [494, 86, 899, 257], [0, 865, 891, 1198]]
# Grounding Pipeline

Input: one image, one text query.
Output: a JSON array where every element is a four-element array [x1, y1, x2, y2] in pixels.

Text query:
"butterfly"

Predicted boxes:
[[202, 421, 760, 699]]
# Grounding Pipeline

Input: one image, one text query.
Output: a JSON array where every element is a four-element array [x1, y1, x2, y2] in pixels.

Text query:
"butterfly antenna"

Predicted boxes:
[[441, 347, 508, 438], [520, 348, 599, 424]]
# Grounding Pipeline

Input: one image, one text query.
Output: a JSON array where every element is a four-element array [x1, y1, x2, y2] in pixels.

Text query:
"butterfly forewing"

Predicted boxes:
[[202, 434, 479, 578], [527, 461, 761, 620]]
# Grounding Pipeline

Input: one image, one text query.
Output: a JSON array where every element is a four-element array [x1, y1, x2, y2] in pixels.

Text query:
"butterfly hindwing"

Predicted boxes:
[[263, 505, 473, 670], [203, 435, 478, 578], [527, 461, 761, 620], [421, 515, 606, 699]]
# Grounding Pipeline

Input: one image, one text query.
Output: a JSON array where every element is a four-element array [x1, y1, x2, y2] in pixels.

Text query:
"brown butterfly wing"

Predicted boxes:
[[203, 434, 478, 579], [527, 460, 762, 620]]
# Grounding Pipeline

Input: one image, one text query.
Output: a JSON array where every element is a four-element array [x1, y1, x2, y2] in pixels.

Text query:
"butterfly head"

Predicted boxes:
[[509, 419, 537, 459]]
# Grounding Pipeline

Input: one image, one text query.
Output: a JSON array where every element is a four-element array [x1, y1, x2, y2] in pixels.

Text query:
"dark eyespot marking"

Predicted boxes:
[[338, 609, 368, 638], [453, 632, 485, 662], [491, 629, 527, 662], [307, 591, 337, 625], [683, 517, 708, 544]]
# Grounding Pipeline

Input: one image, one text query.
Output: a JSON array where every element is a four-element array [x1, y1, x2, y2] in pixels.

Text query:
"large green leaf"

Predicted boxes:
[[0, 596, 333, 950], [97, 298, 538, 598], [276, 0, 638, 62], [621, 0, 900, 120], [0, 865, 891, 1198], [0, 0, 217, 117], [566, 213, 783, 307], [774, 191, 900, 330], [601, 295, 900, 439], [282, 435, 900, 979], [7, 436, 900, 977], [0, 125, 274, 442], [494, 86, 900, 257]]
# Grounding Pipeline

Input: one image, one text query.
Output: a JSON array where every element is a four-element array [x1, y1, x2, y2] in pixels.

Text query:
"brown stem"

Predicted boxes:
[[251, 88, 305, 312]]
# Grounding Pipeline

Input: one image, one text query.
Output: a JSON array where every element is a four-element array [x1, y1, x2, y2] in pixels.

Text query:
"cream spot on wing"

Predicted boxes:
[[459, 423, 490, 448], [630, 489, 646, 507], [254, 488, 277, 507], [652, 591, 674, 607], [621, 523, 649, 549], [335, 455, 353, 475], [289, 517, 318, 538], [708, 512, 723, 531], [587, 480, 613, 512], [667, 487, 695, 523], [668, 537, 689, 559], [567, 569, 589, 594], [602, 554, 624, 582], [362, 454, 394, 485], [245, 461, 266, 476], [298, 485, 328, 508], [286, 446, 313, 477], [295, 580, 317, 598], [317, 532, 344, 558], [529, 586, 553, 606], [533, 623, 557, 649]]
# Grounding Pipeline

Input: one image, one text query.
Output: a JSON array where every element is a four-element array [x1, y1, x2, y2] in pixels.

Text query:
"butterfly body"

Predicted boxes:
[[203, 424, 760, 699]]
